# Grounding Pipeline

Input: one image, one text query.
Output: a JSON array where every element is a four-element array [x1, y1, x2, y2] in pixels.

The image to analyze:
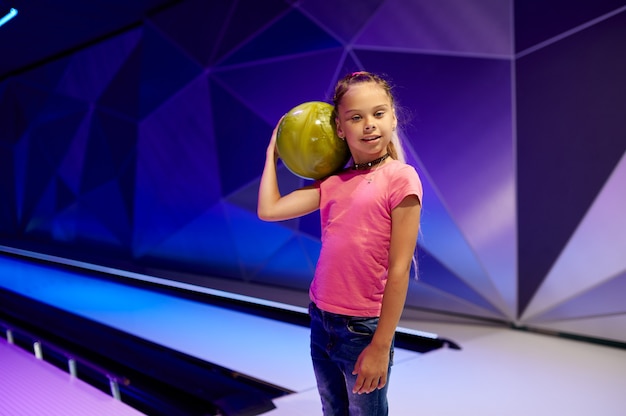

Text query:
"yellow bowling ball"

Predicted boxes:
[[276, 101, 351, 180]]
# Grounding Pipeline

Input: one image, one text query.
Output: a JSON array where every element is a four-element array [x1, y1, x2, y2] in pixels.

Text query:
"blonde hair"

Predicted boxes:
[[332, 71, 407, 163]]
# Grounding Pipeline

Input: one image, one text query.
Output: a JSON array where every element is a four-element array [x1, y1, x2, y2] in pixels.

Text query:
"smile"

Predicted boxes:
[[362, 135, 381, 142]]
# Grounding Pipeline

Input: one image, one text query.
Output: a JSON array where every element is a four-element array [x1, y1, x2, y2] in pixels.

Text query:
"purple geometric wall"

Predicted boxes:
[[0, 0, 625, 345]]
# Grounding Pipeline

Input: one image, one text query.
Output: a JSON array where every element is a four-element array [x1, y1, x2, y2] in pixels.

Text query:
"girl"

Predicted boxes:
[[258, 71, 422, 415]]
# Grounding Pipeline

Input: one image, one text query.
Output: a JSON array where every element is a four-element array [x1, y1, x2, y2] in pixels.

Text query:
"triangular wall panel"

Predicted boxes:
[[1, 0, 625, 345]]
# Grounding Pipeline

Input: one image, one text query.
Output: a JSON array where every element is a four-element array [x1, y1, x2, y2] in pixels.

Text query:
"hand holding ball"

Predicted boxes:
[[276, 101, 350, 180]]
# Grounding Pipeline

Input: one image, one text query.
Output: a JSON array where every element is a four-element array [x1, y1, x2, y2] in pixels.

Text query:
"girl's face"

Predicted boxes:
[[335, 82, 397, 164]]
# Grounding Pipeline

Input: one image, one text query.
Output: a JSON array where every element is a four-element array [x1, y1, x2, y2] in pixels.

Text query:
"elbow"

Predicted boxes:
[[257, 207, 276, 222], [387, 262, 412, 282], [257, 208, 269, 221]]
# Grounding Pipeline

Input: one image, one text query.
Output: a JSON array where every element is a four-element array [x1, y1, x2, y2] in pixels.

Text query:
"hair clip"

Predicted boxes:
[[351, 71, 366, 77]]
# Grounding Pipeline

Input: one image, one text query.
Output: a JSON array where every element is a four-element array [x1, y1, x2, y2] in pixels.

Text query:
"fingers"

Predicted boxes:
[[268, 116, 285, 159], [378, 373, 388, 389], [352, 374, 385, 394], [272, 115, 285, 136], [351, 362, 363, 394], [352, 364, 387, 394]]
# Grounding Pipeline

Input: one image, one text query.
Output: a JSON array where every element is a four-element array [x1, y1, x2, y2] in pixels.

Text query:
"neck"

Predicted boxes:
[[352, 153, 390, 170]]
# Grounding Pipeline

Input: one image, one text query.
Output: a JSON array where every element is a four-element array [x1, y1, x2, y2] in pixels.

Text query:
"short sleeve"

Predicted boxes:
[[389, 164, 423, 210]]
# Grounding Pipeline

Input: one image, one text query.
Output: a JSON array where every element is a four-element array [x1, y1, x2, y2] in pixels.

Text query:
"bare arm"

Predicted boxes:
[[352, 194, 421, 394], [257, 119, 320, 221]]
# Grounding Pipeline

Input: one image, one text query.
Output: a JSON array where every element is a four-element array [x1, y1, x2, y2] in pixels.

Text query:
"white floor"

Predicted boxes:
[[264, 318, 626, 416], [1, 250, 626, 416]]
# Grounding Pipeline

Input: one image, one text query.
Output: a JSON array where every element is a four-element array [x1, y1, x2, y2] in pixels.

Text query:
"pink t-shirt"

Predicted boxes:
[[309, 160, 423, 317]]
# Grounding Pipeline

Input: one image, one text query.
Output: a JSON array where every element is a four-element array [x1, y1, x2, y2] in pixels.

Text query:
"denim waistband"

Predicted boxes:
[[309, 302, 378, 320]]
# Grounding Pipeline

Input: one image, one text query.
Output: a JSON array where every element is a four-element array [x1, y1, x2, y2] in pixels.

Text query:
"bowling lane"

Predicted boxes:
[[0, 247, 424, 404], [0, 251, 314, 391]]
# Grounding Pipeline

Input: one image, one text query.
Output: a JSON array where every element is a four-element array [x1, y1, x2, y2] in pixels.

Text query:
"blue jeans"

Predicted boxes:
[[309, 302, 394, 416]]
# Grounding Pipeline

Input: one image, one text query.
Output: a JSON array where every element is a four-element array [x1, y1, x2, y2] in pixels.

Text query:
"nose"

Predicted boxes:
[[364, 123, 376, 132]]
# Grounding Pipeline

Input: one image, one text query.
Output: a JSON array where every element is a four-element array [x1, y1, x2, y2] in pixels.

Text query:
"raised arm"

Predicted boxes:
[[257, 119, 320, 222]]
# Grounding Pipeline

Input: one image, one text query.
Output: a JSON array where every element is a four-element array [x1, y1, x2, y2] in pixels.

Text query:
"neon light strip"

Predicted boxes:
[[0, 245, 440, 340], [0, 8, 18, 28]]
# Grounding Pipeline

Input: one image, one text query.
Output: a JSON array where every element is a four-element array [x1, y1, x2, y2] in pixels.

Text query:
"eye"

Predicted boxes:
[[375, 111, 385, 118], [350, 115, 362, 122]]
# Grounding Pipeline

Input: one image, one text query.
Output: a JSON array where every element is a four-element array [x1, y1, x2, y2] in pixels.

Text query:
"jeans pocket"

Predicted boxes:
[[346, 317, 379, 336]]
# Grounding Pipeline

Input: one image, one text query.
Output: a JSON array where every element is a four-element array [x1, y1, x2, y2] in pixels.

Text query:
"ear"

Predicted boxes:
[[335, 118, 344, 138]]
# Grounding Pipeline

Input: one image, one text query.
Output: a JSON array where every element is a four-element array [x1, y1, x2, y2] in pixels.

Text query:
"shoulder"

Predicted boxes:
[[385, 160, 423, 203], [385, 160, 420, 180]]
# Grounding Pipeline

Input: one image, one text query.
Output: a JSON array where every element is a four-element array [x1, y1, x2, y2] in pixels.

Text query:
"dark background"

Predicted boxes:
[[1, 0, 625, 343]]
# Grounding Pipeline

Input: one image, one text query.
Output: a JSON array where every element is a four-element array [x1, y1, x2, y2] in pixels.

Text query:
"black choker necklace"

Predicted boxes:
[[352, 153, 390, 170]]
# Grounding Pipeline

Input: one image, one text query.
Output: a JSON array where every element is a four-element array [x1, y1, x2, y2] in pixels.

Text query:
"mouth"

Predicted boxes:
[[361, 135, 381, 142]]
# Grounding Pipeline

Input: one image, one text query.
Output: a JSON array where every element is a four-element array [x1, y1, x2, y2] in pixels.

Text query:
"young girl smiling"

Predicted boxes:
[[258, 71, 422, 415]]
